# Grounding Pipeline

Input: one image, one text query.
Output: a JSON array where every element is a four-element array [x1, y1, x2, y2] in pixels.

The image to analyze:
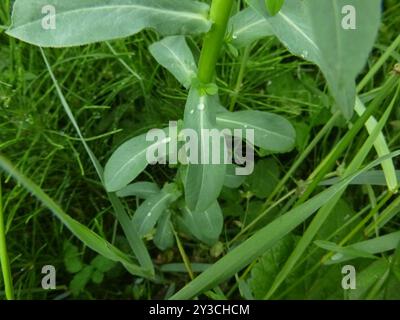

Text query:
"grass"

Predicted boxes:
[[0, 0, 400, 299]]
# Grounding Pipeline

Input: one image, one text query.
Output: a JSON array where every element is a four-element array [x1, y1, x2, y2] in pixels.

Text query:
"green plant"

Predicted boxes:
[[2, 0, 400, 300], [64, 241, 117, 296]]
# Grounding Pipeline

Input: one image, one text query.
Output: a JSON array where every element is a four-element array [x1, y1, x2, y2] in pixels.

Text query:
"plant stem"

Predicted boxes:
[[197, 0, 234, 84], [0, 176, 14, 300]]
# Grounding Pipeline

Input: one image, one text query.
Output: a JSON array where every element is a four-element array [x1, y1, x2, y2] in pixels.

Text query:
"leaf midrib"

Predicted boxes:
[[136, 192, 172, 234], [158, 38, 196, 84], [108, 137, 171, 188], [216, 115, 294, 144], [233, 16, 267, 37], [9, 3, 208, 32]]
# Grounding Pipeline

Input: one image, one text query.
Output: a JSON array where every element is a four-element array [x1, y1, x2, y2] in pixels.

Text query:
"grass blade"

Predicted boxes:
[[0, 175, 14, 300], [264, 82, 399, 298], [170, 150, 400, 300], [0, 155, 151, 278], [40, 48, 154, 275]]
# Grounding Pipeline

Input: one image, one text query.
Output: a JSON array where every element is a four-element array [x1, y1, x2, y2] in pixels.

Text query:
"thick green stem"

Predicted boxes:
[[0, 176, 14, 300], [197, 0, 234, 84]]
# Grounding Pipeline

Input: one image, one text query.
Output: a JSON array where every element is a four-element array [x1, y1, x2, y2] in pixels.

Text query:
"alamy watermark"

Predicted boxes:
[[41, 5, 56, 30], [146, 121, 255, 176]]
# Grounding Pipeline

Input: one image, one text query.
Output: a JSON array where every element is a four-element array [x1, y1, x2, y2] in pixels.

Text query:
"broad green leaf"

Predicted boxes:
[[116, 182, 160, 199], [216, 110, 295, 152], [180, 201, 223, 245], [70, 265, 94, 296], [91, 255, 116, 273], [0, 155, 151, 278], [149, 36, 197, 88], [228, 7, 273, 48], [224, 164, 246, 188], [325, 231, 400, 265], [132, 184, 181, 237], [170, 151, 400, 299], [64, 242, 83, 274], [7, 0, 211, 47], [183, 88, 227, 212], [249, 0, 382, 119], [154, 210, 174, 251], [249, 235, 296, 299], [104, 130, 170, 192], [348, 258, 390, 300], [246, 158, 280, 198], [316, 199, 356, 242], [306, 265, 343, 299], [265, 0, 285, 16], [91, 270, 104, 284]]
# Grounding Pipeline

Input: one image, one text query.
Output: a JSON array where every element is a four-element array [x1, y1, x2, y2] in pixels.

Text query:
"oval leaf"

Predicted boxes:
[[132, 184, 181, 237], [180, 201, 223, 245], [116, 182, 160, 199], [228, 7, 273, 48], [224, 164, 246, 188], [154, 210, 175, 251], [7, 0, 211, 47], [149, 36, 197, 88], [216, 110, 296, 152], [104, 131, 170, 192], [249, 0, 382, 119], [183, 88, 227, 212]]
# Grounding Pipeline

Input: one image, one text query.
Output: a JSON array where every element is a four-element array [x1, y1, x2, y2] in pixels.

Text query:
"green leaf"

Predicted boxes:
[[249, 0, 382, 119], [0, 154, 151, 278], [316, 199, 356, 242], [355, 97, 398, 192], [104, 130, 170, 192], [116, 182, 160, 199], [246, 158, 280, 199], [249, 235, 296, 299], [314, 240, 377, 261], [149, 36, 197, 88], [265, 0, 285, 16], [216, 110, 295, 153], [183, 88, 227, 212], [40, 49, 154, 275], [63, 242, 83, 274], [224, 164, 246, 188], [132, 183, 181, 237], [180, 201, 223, 245], [392, 242, 400, 282], [324, 231, 400, 265], [228, 7, 273, 48], [170, 151, 400, 299], [91, 270, 104, 284], [265, 85, 399, 298], [70, 265, 94, 296], [348, 258, 390, 300], [320, 170, 400, 186], [91, 255, 117, 273], [154, 210, 175, 251], [7, 0, 211, 47]]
